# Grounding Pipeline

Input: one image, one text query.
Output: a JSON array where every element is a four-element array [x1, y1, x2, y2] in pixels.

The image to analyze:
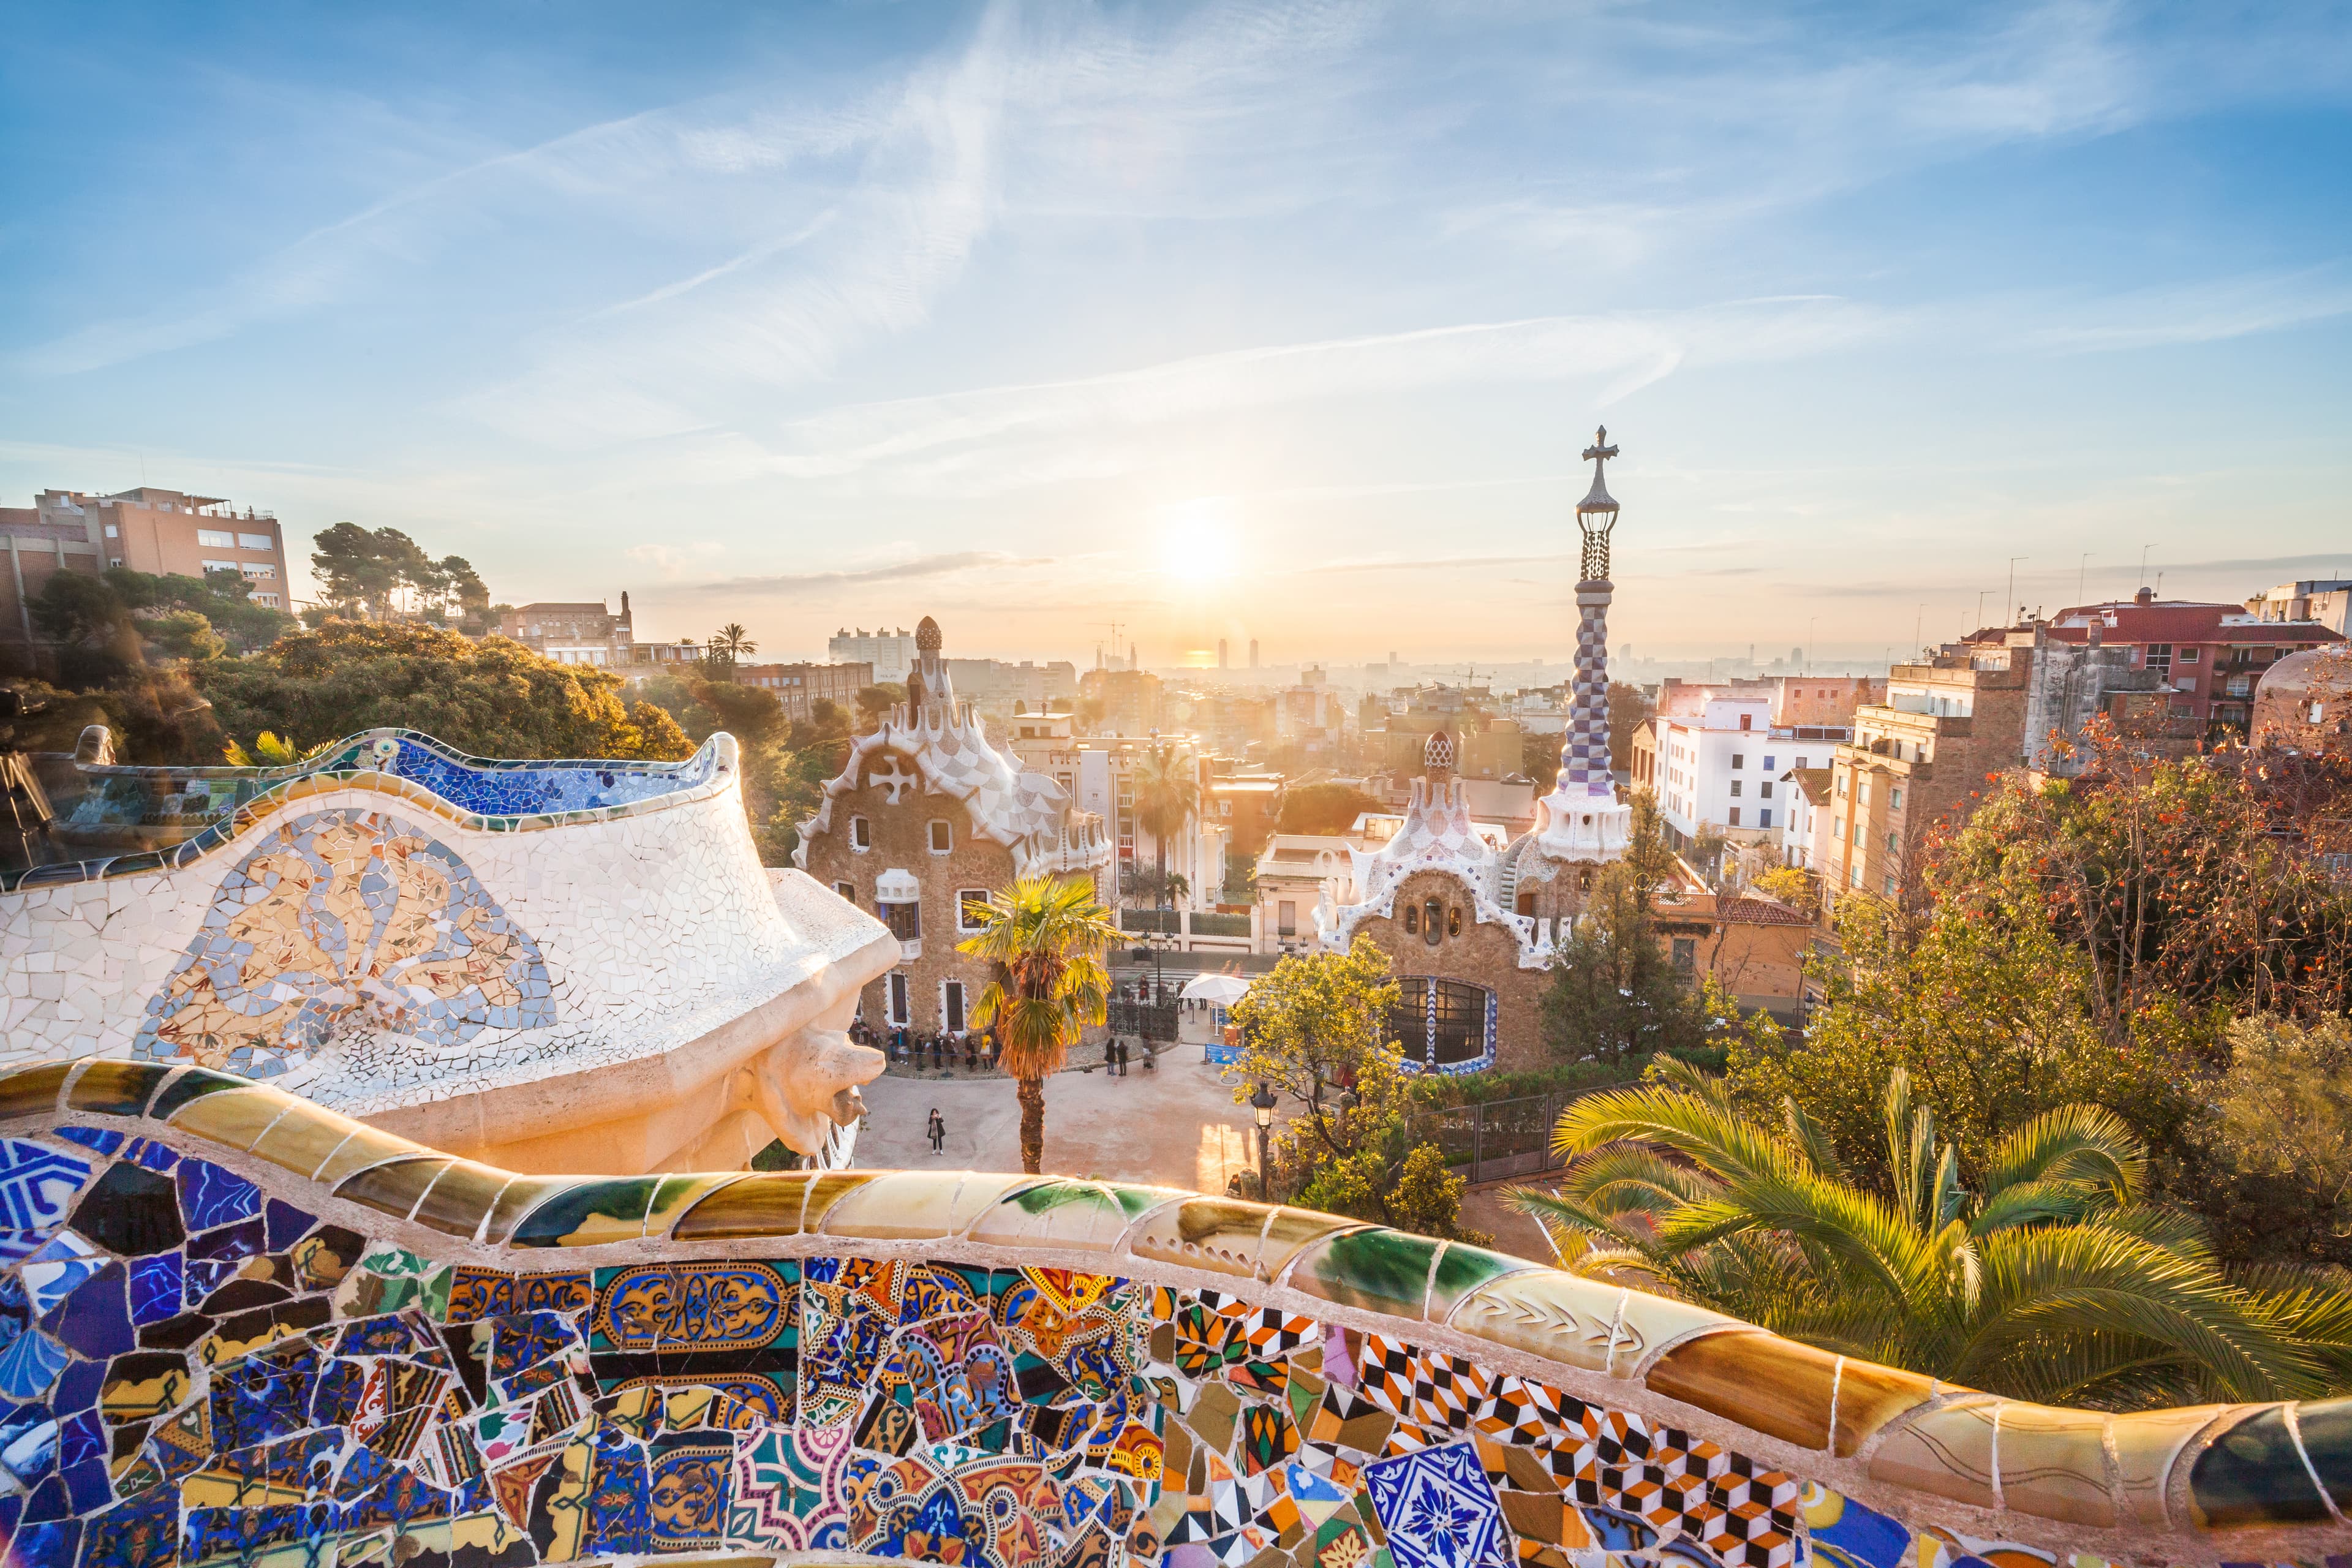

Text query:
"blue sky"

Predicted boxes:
[[4, 1, 2348, 667]]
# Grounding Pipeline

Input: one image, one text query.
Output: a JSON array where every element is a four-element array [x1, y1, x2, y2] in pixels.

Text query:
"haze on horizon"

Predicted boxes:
[[2, 1, 2348, 670]]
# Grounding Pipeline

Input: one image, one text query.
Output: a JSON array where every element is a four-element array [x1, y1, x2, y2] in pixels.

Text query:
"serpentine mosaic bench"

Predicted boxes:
[[0, 1060, 2343, 1568], [2, 730, 895, 1175]]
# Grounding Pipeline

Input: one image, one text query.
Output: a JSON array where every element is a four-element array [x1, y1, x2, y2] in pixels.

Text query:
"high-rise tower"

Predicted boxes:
[[1531, 428, 1632, 862]]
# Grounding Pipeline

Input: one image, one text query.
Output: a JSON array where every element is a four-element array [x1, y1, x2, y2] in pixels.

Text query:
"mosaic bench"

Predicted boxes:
[[0, 1058, 2343, 1568]]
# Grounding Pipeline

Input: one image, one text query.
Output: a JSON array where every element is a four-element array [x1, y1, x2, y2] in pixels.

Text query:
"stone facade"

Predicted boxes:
[[1346, 867, 1553, 1071], [796, 617, 1112, 1036], [0, 1060, 2336, 1568]]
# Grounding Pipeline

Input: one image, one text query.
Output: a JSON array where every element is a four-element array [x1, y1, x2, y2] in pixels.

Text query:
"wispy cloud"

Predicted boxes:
[[701, 549, 1055, 597]]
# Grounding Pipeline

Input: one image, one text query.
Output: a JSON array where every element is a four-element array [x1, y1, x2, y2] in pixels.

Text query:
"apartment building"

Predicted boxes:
[[827, 627, 918, 684], [1630, 675, 1878, 846], [3, 488, 292, 646], [1994, 589, 2343, 744], [1823, 650, 2030, 901], [736, 661, 873, 723], [2247, 579, 2352, 638]]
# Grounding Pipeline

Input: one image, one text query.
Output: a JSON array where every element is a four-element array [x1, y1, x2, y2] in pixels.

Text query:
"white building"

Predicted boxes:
[[828, 626, 919, 684], [1779, 767, 1834, 869], [1652, 695, 1847, 846]]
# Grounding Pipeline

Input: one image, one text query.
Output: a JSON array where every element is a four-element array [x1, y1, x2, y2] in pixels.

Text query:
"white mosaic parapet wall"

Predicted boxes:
[[1, 733, 898, 1173]]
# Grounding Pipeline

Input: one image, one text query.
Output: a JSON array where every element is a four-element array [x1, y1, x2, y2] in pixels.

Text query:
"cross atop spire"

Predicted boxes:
[[1575, 426, 1621, 581], [1582, 426, 1617, 466]]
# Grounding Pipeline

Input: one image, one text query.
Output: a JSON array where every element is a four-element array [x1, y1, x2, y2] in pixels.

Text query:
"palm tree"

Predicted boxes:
[[958, 873, 1120, 1174], [1509, 1061, 2352, 1408], [1131, 745, 1199, 909], [706, 623, 758, 666]]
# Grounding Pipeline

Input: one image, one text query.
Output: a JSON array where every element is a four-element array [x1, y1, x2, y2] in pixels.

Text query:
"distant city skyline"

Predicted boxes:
[[4, 2, 2348, 665]]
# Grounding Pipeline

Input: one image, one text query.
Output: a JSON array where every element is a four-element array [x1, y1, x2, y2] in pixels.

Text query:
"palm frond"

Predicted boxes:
[[1961, 1225, 2320, 1403], [1978, 1103, 2146, 1208], [1552, 1082, 1801, 1186]]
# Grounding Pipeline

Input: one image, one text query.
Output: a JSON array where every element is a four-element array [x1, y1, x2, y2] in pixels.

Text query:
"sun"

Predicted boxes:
[[1153, 497, 1240, 584]]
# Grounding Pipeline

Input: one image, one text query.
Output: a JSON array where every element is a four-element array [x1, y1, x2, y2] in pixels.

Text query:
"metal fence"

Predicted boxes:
[[1406, 1089, 1603, 1186], [1120, 908, 1181, 934], [1107, 1000, 1180, 1041]]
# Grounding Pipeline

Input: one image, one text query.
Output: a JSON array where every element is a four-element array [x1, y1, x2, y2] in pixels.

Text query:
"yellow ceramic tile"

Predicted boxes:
[[247, 1102, 378, 1182], [333, 1155, 456, 1222], [1447, 1270, 1627, 1375], [1643, 1329, 1836, 1450], [641, 1174, 748, 1238], [1126, 1197, 1275, 1280], [1866, 1396, 2001, 1510], [0, 1061, 73, 1121], [63, 1060, 172, 1117], [1831, 1355, 1941, 1458], [2109, 1403, 2233, 1531], [1996, 1402, 2115, 1528], [407, 1159, 516, 1240], [965, 1179, 1129, 1251], [312, 1123, 429, 1187], [799, 1170, 878, 1231], [165, 1084, 297, 1152], [1606, 1284, 1741, 1374], [820, 1170, 988, 1240], [669, 1173, 821, 1240]]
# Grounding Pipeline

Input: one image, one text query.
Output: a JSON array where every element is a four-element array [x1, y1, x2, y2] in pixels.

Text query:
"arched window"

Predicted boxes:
[[1422, 898, 1443, 947], [1388, 978, 1493, 1070], [1403, 904, 1420, 935], [1446, 905, 1463, 938]]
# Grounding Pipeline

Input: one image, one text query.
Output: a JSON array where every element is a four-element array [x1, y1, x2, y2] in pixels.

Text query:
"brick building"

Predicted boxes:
[[737, 661, 873, 724], [794, 617, 1112, 1036], [4, 487, 292, 651], [499, 597, 636, 666]]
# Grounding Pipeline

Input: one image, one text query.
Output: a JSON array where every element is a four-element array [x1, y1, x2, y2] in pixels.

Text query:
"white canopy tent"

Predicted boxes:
[[1180, 973, 1253, 1006]]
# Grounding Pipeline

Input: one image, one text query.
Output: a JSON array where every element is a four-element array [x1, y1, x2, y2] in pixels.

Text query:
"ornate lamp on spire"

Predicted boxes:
[[1529, 427, 1635, 866], [1577, 426, 1619, 585]]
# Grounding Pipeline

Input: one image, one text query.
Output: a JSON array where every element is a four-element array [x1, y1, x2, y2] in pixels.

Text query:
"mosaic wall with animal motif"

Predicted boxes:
[[1, 1060, 2347, 1568], [131, 809, 554, 1080]]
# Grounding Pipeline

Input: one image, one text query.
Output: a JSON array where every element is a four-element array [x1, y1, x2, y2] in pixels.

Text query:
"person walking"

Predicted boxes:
[[927, 1108, 944, 1154]]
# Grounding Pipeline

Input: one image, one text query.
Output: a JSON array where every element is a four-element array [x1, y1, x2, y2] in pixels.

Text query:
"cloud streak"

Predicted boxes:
[[701, 549, 1055, 597]]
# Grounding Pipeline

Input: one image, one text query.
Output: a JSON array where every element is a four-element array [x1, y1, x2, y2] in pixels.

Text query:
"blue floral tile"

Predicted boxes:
[[1362, 1442, 1510, 1568]]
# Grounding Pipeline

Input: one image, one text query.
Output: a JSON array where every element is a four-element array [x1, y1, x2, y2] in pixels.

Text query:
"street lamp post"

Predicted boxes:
[[1250, 1082, 1278, 1200]]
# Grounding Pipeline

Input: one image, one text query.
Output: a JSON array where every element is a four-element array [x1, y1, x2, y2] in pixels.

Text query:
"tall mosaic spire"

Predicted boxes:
[[1559, 427, 1620, 798], [1527, 427, 1634, 864]]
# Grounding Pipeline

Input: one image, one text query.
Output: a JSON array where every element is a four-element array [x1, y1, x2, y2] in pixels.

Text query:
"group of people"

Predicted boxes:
[[1102, 1037, 1145, 1075], [848, 1017, 1000, 1074]]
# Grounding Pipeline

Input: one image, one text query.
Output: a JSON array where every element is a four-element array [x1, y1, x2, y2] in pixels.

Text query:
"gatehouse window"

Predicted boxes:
[[1446, 905, 1462, 938], [1422, 898, 1443, 946], [1387, 978, 1494, 1071], [1403, 904, 1420, 935], [852, 816, 872, 850], [929, 820, 953, 853]]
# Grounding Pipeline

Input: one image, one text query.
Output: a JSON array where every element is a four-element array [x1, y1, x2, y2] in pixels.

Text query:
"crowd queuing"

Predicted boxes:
[[846, 1014, 1156, 1076]]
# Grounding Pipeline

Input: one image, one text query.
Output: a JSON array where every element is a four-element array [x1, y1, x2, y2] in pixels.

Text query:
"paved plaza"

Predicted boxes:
[[857, 1041, 1556, 1262]]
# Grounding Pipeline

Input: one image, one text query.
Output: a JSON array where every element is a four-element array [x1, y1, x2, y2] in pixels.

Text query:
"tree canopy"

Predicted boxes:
[[1276, 781, 1382, 836], [309, 523, 492, 630], [194, 621, 690, 763]]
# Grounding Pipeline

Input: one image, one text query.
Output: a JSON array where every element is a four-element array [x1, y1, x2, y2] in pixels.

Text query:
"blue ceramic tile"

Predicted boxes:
[[126, 1255, 182, 1328], [175, 1159, 262, 1232], [42, 1265, 132, 1360], [1362, 1442, 1512, 1568], [49, 1129, 121, 1157]]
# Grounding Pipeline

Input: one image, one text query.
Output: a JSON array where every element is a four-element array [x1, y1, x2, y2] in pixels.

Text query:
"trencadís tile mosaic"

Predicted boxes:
[[0, 1116, 2148, 1568]]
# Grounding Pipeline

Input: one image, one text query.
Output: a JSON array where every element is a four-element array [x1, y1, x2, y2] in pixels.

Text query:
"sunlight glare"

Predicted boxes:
[[1155, 497, 1240, 584]]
